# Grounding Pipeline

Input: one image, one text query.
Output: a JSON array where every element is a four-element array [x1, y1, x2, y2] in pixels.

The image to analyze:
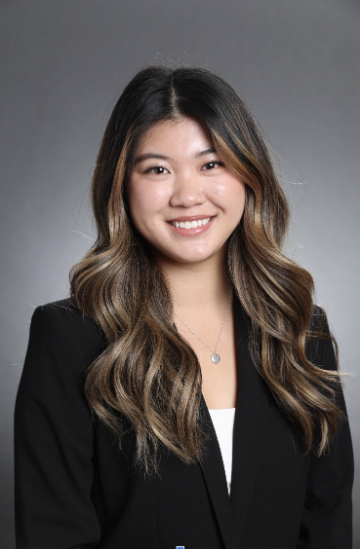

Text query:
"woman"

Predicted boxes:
[[14, 65, 354, 549]]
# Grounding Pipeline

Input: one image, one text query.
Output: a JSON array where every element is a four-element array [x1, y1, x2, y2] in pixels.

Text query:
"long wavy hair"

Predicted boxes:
[[69, 64, 348, 477]]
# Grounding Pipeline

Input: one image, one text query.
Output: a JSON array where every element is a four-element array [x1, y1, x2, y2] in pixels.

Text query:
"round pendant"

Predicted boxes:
[[211, 353, 221, 364]]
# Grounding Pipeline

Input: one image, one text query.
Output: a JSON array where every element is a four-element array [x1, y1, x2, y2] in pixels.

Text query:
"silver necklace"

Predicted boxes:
[[174, 288, 233, 364]]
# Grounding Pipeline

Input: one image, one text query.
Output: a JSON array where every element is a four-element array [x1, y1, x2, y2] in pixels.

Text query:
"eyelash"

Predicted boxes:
[[144, 160, 225, 174]]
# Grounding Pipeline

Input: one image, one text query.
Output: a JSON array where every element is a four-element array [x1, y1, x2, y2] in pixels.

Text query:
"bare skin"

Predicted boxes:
[[128, 117, 246, 409]]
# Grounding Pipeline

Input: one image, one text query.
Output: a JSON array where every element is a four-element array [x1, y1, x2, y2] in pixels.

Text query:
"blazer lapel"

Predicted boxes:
[[198, 393, 237, 549], [198, 291, 273, 549], [230, 293, 274, 546]]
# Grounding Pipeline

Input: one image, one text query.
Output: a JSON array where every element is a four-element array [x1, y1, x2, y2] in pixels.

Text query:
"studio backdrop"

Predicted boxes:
[[1, 0, 359, 547]]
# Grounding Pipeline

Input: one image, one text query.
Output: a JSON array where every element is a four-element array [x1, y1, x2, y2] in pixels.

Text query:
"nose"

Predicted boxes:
[[169, 170, 206, 208]]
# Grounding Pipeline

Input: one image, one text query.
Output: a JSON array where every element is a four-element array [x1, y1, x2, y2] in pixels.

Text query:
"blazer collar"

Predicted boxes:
[[198, 290, 274, 549]]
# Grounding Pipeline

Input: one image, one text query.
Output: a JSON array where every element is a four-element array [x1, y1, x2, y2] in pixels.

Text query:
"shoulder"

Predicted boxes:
[[305, 303, 336, 370], [29, 297, 107, 366], [309, 303, 331, 334], [17, 298, 107, 410], [16, 299, 103, 455]]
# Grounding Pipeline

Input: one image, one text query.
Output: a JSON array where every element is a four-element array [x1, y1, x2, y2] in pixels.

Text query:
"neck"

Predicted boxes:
[[152, 246, 233, 313]]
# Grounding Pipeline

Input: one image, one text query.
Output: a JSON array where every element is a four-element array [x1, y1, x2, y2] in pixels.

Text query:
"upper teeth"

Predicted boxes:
[[171, 218, 211, 229]]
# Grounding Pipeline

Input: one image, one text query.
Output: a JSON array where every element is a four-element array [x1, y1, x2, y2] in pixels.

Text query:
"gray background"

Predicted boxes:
[[1, 0, 359, 547]]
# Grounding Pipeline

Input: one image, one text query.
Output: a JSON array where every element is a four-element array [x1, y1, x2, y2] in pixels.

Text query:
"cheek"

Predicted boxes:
[[128, 185, 147, 218], [212, 178, 246, 216], [128, 181, 170, 224], [233, 182, 246, 213]]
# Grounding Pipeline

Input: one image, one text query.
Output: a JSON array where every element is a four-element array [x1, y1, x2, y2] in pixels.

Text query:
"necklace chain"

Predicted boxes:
[[174, 288, 233, 364]]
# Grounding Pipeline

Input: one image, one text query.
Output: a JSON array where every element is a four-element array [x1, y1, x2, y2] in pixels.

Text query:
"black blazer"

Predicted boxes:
[[14, 293, 354, 549]]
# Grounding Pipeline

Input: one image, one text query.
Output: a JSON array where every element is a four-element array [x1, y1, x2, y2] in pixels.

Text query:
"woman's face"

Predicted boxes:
[[128, 117, 246, 265]]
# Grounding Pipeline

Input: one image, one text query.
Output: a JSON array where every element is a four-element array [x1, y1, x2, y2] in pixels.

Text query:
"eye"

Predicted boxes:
[[144, 164, 169, 175], [202, 160, 224, 170]]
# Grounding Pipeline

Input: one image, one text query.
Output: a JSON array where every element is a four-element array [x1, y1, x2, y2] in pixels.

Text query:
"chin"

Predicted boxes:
[[170, 251, 217, 264]]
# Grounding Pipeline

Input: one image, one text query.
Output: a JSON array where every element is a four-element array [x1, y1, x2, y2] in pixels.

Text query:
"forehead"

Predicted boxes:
[[135, 117, 212, 152]]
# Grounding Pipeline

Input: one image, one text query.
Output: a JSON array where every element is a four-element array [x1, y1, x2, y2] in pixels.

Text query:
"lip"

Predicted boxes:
[[167, 214, 216, 222], [166, 216, 215, 236]]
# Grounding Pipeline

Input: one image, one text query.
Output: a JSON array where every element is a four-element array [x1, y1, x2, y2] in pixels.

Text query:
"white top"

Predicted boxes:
[[208, 407, 236, 495]]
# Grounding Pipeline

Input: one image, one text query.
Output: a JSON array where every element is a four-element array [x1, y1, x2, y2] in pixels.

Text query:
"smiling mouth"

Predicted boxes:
[[169, 217, 212, 229]]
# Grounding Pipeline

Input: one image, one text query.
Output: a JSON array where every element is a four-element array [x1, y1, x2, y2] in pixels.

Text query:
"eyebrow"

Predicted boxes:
[[133, 147, 217, 165]]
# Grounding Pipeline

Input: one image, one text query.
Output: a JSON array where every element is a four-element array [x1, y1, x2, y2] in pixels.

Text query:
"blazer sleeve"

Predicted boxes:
[[14, 305, 102, 549], [296, 309, 354, 549]]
